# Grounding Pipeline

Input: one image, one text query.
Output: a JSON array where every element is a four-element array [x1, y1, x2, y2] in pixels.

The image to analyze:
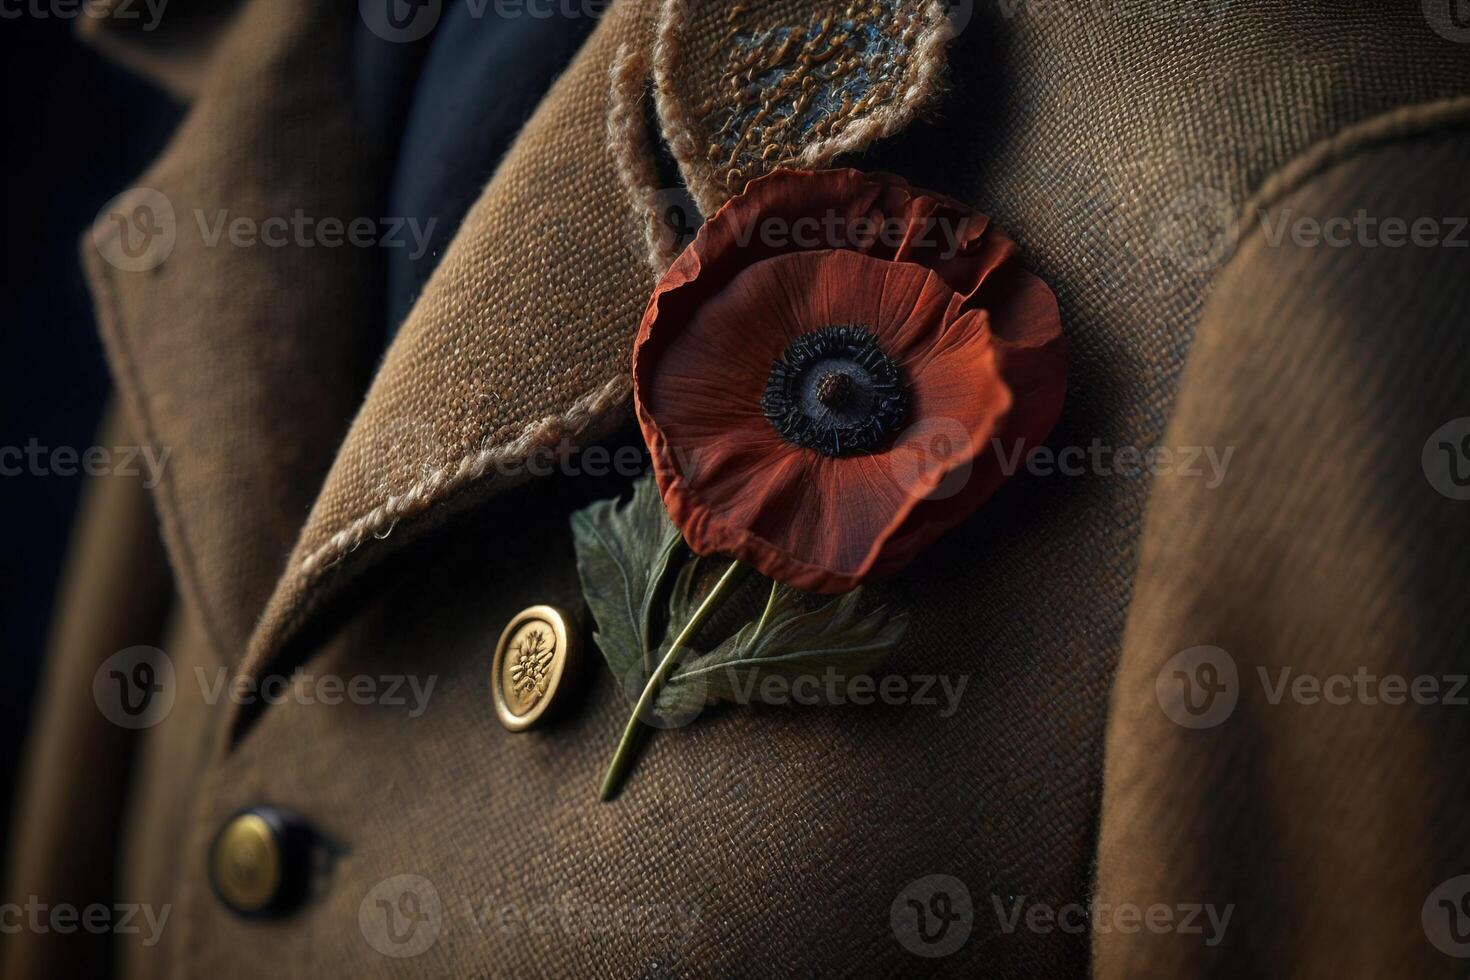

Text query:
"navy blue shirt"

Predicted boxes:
[[355, 2, 597, 339]]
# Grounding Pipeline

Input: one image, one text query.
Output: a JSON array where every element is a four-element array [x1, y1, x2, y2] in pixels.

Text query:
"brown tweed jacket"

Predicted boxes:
[[6, 0, 1470, 976]]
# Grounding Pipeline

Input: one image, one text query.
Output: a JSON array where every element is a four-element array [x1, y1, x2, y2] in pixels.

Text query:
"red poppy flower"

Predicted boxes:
[[632, 168, 1066, 594]]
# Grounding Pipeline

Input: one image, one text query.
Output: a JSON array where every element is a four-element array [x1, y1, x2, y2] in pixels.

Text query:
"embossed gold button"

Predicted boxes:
[[491, 605, 579, 731], [209, 807, 311, 916]]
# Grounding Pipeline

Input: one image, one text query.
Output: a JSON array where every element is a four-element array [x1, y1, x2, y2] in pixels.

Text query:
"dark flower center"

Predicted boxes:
[[814, 371, 855, 411], [761, 325, 907, 457]]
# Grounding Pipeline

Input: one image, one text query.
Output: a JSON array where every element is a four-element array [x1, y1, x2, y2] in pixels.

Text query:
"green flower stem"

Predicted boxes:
[[599, 559, 745, 801], [749, 578, 781, 646]]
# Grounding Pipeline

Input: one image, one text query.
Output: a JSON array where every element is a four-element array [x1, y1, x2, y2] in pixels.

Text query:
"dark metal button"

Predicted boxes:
[[209, 806, 312, 916], [491, 605, 580, 731]]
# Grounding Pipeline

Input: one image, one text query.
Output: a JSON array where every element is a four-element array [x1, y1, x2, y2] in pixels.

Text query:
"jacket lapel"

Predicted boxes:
[[84, 0, 381, 664], [233, 0, 663, 722], [86, 0, 953, 736]]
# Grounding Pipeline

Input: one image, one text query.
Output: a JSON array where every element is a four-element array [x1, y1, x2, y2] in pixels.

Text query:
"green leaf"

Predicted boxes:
[[570, 475, 682, 684], [654, 585, 908, 719]]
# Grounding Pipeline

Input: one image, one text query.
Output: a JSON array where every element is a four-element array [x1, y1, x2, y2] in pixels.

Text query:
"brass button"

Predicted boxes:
[[210, 807, 311, 916], [491, 605, 580, 731]]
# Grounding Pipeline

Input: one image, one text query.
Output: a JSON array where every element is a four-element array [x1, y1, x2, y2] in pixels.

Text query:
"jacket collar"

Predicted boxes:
[[83, 0, 953, 738], [84, 0, 382, 663]]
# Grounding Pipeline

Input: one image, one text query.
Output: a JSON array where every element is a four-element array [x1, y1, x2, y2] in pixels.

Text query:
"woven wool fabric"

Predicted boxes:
[[81, 0, 381, 663], [1096, 130, 1470, 976], [5, 0, 1470, 976], [239, 0, 666, 691]]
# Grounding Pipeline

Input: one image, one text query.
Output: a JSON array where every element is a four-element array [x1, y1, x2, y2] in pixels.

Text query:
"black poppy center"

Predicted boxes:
[[761, 325, 907, 457], [814, 371, 855, 411]]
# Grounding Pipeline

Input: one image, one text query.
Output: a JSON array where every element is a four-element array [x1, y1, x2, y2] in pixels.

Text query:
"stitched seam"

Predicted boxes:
[[1233, 94, 1470, 252], [654, 0, 953, 214], [795, 0, 951, 167], [298, 373, 632, 577], [652, 0, 715, 210], [609, 44, 686, 274]]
